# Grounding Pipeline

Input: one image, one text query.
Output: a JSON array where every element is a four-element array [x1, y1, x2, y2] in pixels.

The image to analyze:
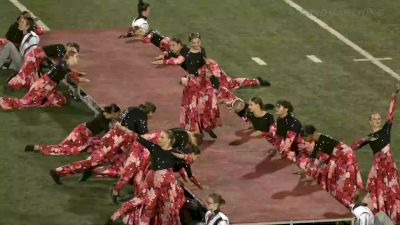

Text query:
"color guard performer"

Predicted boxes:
[[273, 100, 303, 162], [106, 131, 185, 225], [0, 50, 89, 110], [118, 0, 150, 38], [301, 125, 363, 207], [7, 42, 80, 90], [25, 104, 121, 155], [351, 84, 400, 224]]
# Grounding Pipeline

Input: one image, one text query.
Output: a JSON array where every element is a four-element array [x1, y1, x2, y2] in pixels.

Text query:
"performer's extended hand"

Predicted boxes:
[[203, 57, 211, 64], [154, 55, 164, 60], [395, 83, 400, 95], [250, 131, 262, 137], [152, 60, 164, 65], [79, 77, 90, 82], [362, 136, 377, 142]]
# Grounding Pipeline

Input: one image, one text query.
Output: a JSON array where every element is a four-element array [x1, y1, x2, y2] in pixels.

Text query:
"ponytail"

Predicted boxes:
[[209, 193, 226, 209], [137, 0, 150, 16]]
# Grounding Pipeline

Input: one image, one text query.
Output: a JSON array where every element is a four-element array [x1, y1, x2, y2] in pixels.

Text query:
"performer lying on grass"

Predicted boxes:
[[25, 104, 121, 155], [7, 42, 80, 90], [198, 58, 271, 90], [153, 33, 206, 76], [118, 0, 150, 38], [48, 102, 156, 184], [119, 26, 170, 51], [0, 50, 90, 110]]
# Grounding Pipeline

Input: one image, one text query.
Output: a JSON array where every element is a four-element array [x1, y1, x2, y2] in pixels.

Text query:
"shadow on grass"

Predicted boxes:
[[271, 178, 321, 199], [241, 157, 292, 179], [228, 128, 261, 146]]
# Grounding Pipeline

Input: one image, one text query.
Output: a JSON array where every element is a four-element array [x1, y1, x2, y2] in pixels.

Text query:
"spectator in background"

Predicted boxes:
[[204, 193, 229, 225], [351, 188, 374, 225]]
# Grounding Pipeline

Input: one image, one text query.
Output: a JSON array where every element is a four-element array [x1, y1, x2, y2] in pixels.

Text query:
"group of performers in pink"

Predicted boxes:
[[2, 0, 400, 224]]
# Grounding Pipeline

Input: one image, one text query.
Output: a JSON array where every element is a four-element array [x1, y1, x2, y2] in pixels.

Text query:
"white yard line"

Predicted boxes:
[[354, 57, 392, 62], [307, 55, 323, 63], [251, 57, 267, 66], [9, 0, 51, 31], [283, 0, 400, 81]]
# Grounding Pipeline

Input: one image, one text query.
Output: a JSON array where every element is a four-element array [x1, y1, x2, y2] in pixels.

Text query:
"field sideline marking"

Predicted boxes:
[[307, 55, 323, 63], [283, 0, 400, 81], [9, 0, 51, 31], [354, 57, 392, 62], [251, 57, 267, 65]]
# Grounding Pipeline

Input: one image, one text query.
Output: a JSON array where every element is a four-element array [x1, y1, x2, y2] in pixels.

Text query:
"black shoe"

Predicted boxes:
[[264, 103, 275, 110], [49, 170, 62, 185], [110, 187, 121, 204], [24, 145, 35, 152], [206, 129, 218, 139], [105, 219, 114, 225], [257, 77, 271, 87], [80, 170, 92, 182]]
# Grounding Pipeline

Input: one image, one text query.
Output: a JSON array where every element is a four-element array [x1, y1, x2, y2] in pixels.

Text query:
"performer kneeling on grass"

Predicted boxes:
[[25, 104, 121, 155], [0, 50, 89, 110], [300, 125, 363, 207], [230, 98, 274, 122], [244, 97, 276, 143], [351, 84, 400, 224], [204, 193, 229, 225], [271, 100, 303, 162]]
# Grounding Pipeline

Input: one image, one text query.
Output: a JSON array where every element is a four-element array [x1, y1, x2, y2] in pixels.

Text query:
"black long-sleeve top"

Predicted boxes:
[[172, 147, 195, 177], [276, 114, 302, 138], [147, 29, 164, 48], [5, 22, 23, 46], [42, 44, 66, 59], [247, 111, 274, 132], [46, 60, 72, 83], [310, 134, 339, 158], [356, 121, 392, 154], [180, 47, 206, 76], [137, 136, 176, 171], [236, 103, 249, 118], [170, 127, 189, 149], [120, 107, 148, 135], [85, 113, 111, 135]]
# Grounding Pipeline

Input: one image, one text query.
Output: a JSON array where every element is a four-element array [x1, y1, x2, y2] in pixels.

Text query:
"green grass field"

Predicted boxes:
[[1, 0, 400, 224]]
